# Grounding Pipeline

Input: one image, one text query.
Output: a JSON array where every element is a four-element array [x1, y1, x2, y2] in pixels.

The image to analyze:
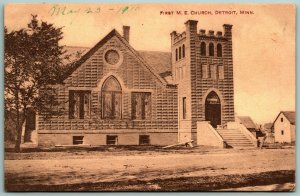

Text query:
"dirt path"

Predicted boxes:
[[5, 148, 295, 191]]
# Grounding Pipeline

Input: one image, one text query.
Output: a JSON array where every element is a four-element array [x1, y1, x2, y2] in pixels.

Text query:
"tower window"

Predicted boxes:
[[218, 66, 224, 79], [202, 64, 208, 78], [200, 42, 206, 56], [281, 130, 284, 135], [179, 46, 182, 59], [217, 44, 222, 57], [210, 65, 217, 80], [281, 117, 283, 122], [209, 43, 214, 56], [183, 97, 187, 119], [176, 48, 178, 61], [182, 44, 185, 58]]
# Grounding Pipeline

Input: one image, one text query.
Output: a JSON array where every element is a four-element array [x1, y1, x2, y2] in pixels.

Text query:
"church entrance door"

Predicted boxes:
[[205, 91, 221, 128]]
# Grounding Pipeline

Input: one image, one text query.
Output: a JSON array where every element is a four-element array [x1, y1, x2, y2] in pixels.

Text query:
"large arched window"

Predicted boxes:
[[209, 43, 214, 56], [217, 44, 222, 57], [102, 76, 122, 119], [200, 42, 206, 56], [182, 44, 185, 58]]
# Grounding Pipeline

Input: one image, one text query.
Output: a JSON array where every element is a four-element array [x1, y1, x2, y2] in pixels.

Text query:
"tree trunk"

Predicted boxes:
[[24, 108, 36, 143], [14, 110, 22, 153], [14, 97, 26, 152]]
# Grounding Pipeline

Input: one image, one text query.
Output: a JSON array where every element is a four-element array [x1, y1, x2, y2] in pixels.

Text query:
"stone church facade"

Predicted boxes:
[[171, 20, 234, 142], [37, 20, 234, 147]]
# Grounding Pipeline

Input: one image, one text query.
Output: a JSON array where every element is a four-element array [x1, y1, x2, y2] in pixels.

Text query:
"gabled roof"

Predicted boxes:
[[62, 48, 173, 83], [273, 111, 296, 125], [237, 116, 257, 129], [263, 123, 273, 129], [61, 29, 168, 85], [138, 51, 172, 75]]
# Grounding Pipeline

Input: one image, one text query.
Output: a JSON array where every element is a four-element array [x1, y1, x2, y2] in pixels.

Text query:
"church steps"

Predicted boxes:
[[216, 128, 257, 148]]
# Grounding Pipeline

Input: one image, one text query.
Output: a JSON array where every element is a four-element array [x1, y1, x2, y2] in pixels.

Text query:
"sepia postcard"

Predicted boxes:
[[4, 3, 296, 191]]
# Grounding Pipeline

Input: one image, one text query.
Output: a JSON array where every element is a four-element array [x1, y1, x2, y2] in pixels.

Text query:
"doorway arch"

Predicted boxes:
[[205, 91, 221, 128]]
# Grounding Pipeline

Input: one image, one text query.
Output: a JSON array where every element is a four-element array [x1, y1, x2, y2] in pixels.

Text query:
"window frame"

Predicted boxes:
[[131, 92, 152, 120], [73, 136, 84, 145], [139, 135, 150, 145], [217, 43, 222, 57], [183, 97, 187, 119], [101, 76, 122, 120], [200, 42, 206, 56], [179, 46, 182, 59], [106, 135, 118, 145], [209, 43, 214, 56], [69, 90, 91, 119]]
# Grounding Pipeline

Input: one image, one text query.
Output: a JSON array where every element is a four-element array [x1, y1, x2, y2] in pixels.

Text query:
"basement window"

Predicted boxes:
[[73, 136, 84, 145], [106, 135, 118, 145], [139, 135, 150, 145]]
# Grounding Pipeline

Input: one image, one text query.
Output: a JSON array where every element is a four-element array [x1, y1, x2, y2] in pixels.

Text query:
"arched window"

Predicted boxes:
[[200, 42, 206, 56], [179, 46, 182, 59], [102, 76, 122, 119], [182, 44, 185, 58], [209, 43, 214, 56], [217, 44, 222, 57], [176, 48, 178, 61]]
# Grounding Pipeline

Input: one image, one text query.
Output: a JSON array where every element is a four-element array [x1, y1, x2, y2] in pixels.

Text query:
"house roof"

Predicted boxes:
[[273, 111, 296, 125], [61, 29, 172, 85], [237, 116, 257, 129], [263, 123, 273, 129], [282, 111, 296, 125]]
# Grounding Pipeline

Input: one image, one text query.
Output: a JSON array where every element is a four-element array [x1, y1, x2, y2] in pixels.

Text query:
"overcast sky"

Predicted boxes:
[[5, 3, 296, 124]]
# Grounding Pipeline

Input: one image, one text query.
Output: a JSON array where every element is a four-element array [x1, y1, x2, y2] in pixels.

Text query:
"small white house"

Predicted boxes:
[[272, 111, 296, 143]]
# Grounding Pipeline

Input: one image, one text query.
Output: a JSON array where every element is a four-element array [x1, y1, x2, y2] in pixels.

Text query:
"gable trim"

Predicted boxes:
[[61, 29, 167, 86]]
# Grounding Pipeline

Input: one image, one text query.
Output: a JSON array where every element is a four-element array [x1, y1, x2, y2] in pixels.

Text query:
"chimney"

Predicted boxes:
[[123, 26, 130, 42], [216, 31, 222, 37]]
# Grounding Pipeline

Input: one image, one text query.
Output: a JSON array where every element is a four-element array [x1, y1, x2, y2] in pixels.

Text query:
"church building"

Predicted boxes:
[[37, 20, 238, 147]]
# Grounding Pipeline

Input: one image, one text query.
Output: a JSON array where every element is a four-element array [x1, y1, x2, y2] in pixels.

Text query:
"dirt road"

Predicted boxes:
[[5, 147, 295, 191]]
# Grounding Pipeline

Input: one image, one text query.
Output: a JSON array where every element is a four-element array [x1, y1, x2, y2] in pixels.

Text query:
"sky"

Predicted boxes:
[[4, 3, 296, 124]]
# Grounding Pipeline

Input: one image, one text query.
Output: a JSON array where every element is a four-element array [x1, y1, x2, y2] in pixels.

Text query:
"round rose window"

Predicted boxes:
[[105, 50, 120, 65]]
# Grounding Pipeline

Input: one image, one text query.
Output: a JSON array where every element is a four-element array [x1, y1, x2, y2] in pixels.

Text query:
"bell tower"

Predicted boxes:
[[171, 20, 235, 142]]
